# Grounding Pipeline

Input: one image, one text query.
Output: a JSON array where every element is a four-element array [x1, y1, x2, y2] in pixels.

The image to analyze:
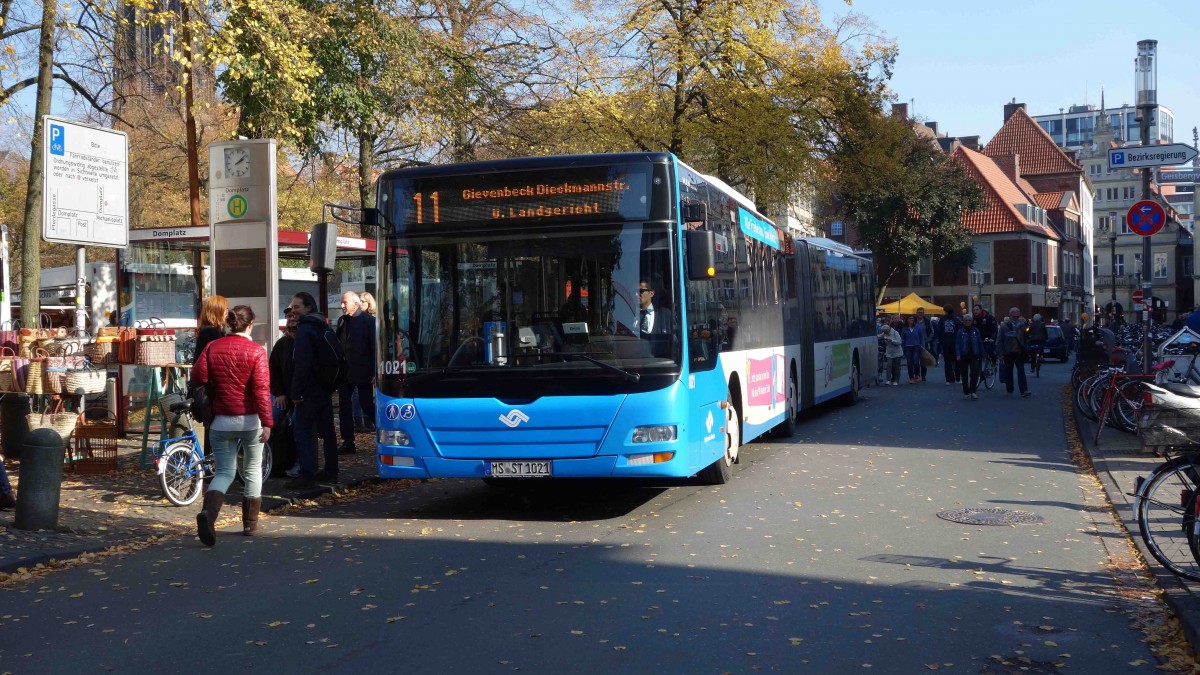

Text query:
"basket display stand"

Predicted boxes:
[[137, 364, 191, 469]]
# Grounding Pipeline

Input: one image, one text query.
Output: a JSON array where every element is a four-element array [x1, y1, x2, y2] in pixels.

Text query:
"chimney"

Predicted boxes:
[[891, 103, 908, 119], [926, 121, 938, 135], [1003, 100, 1026, 122], [961, 135, 981, 151], [1007, 153, 1021, 183]]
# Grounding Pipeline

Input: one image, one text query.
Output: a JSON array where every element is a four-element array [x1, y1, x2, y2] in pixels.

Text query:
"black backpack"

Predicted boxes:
[[315, 325, 348, 393]]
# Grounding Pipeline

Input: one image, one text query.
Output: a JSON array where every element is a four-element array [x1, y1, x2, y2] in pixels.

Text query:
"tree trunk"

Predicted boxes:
[[20, 0, 56, 325], [357, 126, 375, 238], [182, 2, 202, 229]]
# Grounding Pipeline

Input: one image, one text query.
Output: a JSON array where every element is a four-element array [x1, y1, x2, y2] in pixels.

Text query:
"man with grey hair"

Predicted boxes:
[[997, 306, 1031, 397], [336, 291, 377, 456]]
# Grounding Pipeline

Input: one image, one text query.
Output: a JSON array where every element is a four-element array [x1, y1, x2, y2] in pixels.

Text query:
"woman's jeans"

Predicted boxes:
[[904, 345, 922, 380], [887, 356, 902, 383], [209, 428, 264, 498]]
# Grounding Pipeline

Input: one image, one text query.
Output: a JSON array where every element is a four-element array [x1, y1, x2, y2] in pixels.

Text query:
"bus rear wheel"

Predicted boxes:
[[772, 374, 797, 438], [701, 400, 740, 485], [841, 362, 861, 406]]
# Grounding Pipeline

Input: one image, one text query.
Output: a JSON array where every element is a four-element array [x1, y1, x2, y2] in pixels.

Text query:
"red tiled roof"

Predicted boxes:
[[951, 146, 1059, 239], [984, 107, 1082, 176], [1033, 191, 1066, 211]]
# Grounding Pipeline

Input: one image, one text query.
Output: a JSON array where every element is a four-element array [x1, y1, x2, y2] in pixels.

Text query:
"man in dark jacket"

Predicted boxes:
[[335, 291, 376, 454], [285, 292, 339, 488], [938, 305, 961, 384], [973, 304, 999, 358]]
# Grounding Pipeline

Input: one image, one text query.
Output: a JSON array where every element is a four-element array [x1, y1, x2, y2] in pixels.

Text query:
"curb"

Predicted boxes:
[[1071, 398, 1200, 655], [0, 476, 382, 574]]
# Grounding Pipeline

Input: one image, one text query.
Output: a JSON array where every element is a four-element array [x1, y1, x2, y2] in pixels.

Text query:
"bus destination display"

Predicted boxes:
[[397, 165, 652, 228]]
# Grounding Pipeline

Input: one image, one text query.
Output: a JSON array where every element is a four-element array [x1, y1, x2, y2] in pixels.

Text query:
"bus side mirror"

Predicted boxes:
[[308, 222, 338, 274], [684, 230, 716, 281], [362, 208, 381, 228], [682, 201, 707, 224]]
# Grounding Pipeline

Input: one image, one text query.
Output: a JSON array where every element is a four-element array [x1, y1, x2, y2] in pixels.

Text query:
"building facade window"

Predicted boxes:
[[1185, 255, 1194, 279], [910, 258, 931, 287], [1154, 252, 1168, 279], [830, 220, 843, 236], [1115, 254, 1125, 276], [1119, 216, 1130, 235]]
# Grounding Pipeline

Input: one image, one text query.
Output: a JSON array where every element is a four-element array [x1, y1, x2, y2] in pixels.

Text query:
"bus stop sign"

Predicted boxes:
[[1128, 200, 1166, 237]]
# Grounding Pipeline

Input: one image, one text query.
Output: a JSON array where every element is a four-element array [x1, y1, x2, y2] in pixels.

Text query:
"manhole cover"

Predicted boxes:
[[936, 508, 1045, 526]]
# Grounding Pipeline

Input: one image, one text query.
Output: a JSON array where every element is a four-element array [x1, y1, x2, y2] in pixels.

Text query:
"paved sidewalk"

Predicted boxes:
[[0, 430, 383, 574], [1073, 384, 1200, 652]]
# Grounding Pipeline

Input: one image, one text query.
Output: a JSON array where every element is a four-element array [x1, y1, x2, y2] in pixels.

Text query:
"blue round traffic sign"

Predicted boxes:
[[1128, 199, 1166, 237]]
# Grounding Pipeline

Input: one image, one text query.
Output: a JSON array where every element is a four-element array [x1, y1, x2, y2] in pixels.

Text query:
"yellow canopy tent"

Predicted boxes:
[[877, 292, 945, 316]]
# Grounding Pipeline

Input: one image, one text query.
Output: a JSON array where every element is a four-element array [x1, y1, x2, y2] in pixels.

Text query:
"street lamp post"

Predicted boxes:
[[1136, 38, 1157, 371], [1106, 226, 1117, 319]]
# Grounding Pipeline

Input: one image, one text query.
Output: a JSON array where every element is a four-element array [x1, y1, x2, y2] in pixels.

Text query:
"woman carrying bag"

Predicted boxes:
[[189, 305, 273, 546]]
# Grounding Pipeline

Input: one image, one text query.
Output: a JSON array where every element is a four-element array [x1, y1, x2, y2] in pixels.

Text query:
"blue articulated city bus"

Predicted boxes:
[[373, 152, 876, 484]]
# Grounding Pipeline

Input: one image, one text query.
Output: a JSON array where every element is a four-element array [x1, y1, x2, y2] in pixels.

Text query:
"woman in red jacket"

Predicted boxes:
[[190, 305, 273, 546]]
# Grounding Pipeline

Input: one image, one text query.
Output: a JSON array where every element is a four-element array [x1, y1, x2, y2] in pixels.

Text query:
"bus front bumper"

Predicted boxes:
[[377, 451, 691, 479]]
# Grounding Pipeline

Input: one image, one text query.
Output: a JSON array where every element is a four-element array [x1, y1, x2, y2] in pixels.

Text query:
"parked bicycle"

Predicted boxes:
[[152, 399, 273, 506], [1132, 447, 1200, 581]]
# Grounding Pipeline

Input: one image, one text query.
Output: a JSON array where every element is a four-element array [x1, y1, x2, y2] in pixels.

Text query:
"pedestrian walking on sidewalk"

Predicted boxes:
[[956, 314, 984, 399], [997, 307, 1031, 397], [190, 305, 273, 546], [901, 315, 925, 383], [881, 323, 903, 385], [938, 304, 962, 384]]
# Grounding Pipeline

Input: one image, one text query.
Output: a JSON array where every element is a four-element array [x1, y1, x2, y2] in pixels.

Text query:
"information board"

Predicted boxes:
[[41, 116, 129, 247], [214, 248, 268, 298]]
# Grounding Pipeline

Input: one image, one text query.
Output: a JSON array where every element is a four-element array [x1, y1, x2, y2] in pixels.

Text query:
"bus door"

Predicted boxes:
[[794, 243, 817, 409]]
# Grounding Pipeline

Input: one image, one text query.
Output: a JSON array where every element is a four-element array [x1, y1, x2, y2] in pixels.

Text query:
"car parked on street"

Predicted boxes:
[[1045, 324, 1068, 361]]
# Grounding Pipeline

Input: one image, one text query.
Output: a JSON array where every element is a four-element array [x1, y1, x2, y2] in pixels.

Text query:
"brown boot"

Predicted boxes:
[[196, 490, 224, 547], [242, 497, 261, 536]]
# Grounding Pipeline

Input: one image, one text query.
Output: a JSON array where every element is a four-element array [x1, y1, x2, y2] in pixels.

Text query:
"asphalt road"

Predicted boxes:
[[0, 362, 1168, 673]]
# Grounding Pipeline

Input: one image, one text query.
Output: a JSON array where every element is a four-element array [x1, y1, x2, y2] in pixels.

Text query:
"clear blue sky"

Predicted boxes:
[[843, 0, 1200, 145]]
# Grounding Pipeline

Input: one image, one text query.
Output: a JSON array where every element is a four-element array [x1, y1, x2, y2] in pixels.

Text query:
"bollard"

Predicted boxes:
[[0, 393, 31, 459], [14, 428, 66, 531]]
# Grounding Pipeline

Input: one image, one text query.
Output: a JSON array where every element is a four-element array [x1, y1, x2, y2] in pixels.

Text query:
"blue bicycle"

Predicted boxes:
[[152, 399, 274, 506], [154, 399, 207, 506]]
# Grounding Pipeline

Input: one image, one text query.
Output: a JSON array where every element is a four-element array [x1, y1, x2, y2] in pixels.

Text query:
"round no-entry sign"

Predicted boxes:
[[1128, 199, 1166, 237], [1132, 289, 1144, 303]]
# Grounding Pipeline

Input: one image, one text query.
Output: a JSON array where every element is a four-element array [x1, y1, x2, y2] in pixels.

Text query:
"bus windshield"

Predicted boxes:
[[378, 223, 681, 398]]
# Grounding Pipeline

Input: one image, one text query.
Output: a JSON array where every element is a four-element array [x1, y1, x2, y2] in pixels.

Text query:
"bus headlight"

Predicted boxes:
[[632, 425, 677, 443], [377, 429, 412, 447]]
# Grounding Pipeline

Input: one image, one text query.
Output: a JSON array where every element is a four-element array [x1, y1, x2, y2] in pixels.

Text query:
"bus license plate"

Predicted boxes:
[[486, 461, 552, 477]]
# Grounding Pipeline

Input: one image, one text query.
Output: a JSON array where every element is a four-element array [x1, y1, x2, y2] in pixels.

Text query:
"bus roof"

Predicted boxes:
[[798, 237, 872, 260], [377, 152, 675, 181]]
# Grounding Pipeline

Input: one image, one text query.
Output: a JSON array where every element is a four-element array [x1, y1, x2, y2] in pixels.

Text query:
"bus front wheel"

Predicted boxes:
[[701, 400, 740, 485]]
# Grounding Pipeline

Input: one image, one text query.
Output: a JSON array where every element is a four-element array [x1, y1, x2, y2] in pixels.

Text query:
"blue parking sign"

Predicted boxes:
[[1110, 150, 1124, 166], [50, 124, 64, 156]]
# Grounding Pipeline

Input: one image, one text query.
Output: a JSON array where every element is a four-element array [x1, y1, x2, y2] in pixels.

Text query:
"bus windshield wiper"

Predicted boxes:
[[397, 367, 451, 386], [534, 352, 641, 383]]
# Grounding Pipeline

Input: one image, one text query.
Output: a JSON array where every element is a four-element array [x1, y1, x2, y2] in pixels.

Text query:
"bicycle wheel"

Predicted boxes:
[[982, 359, 996, 390], [159, 441, 204, 507], [1076, 373, 1102, 421], [236, 440, 274, 485], [1136, 454, 1200, 582], [1113, 379, 1148, 433], [1089, 374, 1111, 423]]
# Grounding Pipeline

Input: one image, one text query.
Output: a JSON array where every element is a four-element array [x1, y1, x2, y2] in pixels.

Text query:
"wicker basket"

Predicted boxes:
[[64, 368, 107, 396], [26, 409, 79, 445], [69, 409, 119, 473]]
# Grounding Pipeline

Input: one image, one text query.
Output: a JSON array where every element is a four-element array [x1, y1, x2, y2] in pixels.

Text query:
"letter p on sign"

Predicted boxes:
[[50, 124, 65, 156]]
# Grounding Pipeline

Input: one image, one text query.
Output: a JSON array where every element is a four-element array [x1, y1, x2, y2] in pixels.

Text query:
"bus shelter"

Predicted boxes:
[[114, 225, 376, 433]]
